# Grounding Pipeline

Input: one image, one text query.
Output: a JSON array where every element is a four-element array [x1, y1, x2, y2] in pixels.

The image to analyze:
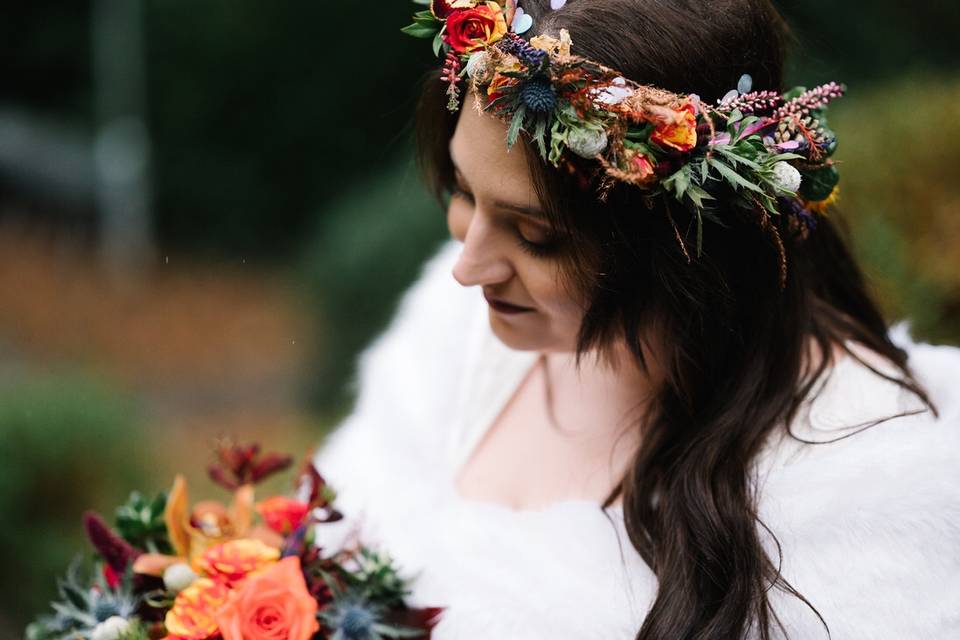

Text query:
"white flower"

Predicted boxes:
[[567, 128, 608, 158], [91, 616, 131, 640], [771, 161, 802, 193], [163, 562, 198, 593], [465, 51, 489, 79], [592, 76, 631, 106]]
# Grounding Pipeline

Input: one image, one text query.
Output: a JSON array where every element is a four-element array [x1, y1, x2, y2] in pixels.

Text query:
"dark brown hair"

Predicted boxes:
[[414, 1, 937, 637]]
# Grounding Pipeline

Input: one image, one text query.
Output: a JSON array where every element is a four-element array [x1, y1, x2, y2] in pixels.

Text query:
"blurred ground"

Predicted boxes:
[[0, 220, 326, 633]]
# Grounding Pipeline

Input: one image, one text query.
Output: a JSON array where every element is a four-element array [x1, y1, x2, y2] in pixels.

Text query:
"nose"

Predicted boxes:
[[450, 213, 513, 288]]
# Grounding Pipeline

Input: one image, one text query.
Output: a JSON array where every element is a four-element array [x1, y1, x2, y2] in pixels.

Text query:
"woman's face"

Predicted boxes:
[[447, 92, 586, 353]]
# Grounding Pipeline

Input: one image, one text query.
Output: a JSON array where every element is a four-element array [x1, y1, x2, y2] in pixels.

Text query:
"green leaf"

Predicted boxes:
[[484, 91, 519, 113], [687, 184, 714, 209], [695, 210, 704, 257], [663, 167, 691, 200], [432, 30, 443, 57], [412, 10, 439, 23], [708, 158, 764, 193], [400, 23, 438, 39], [727, 109, 744, 125], [766, 152, 805, 163], [798, 164, 840, 201], [715, 146, 762, 171], [506, 105, 527, 148], [413, 0, 432, 5], [533, 117, 548, 160], [625, 123, 653, 140]]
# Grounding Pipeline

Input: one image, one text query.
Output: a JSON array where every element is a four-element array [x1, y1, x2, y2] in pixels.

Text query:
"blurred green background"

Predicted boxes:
[[1, 1, 958, 634]]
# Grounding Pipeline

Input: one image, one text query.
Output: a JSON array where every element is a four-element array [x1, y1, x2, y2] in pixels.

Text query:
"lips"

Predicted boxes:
[[483, 291, 533, 312]]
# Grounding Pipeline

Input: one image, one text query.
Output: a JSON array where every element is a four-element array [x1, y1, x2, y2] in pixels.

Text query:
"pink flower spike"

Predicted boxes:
[[709, 133, 732, 146]]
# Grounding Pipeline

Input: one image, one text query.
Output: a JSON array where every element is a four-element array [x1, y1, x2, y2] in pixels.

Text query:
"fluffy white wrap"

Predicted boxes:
[[314, 239, 960, 639]]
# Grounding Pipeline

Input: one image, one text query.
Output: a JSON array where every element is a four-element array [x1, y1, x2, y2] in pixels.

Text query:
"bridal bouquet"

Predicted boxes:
[[27, 440, 443, 640]]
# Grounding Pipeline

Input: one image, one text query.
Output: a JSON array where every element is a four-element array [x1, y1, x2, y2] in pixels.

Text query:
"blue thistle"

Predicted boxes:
[[320, 597, 385, 640], [520, 78, 556, 113], [339, 603, 376, 639], [92, 600, 121, 622]]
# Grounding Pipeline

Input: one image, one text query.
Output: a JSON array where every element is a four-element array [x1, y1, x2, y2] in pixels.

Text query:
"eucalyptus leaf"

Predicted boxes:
[[432, 30, 443, 57], [798, 164, 840, 201]]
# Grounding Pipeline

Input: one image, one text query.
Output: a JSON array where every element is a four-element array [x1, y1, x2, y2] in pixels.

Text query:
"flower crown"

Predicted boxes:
[[403, 0, 845, 267]]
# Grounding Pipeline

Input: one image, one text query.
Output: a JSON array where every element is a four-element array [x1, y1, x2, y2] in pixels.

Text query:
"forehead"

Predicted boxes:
[[449, 93, 536, 200]]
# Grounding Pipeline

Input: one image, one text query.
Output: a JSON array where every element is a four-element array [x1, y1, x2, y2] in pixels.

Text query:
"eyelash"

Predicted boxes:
[[449, 185, 557, 258]]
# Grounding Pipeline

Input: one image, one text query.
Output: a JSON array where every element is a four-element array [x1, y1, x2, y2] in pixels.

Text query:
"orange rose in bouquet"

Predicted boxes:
[[28, 440, 444, 640], [216, 557, 319, 640]]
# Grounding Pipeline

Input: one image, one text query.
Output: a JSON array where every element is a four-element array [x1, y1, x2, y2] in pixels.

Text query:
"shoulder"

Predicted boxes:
[[313, 240, 477, 498], [756, 324, 960, 637], [345, 238, 478, 418]]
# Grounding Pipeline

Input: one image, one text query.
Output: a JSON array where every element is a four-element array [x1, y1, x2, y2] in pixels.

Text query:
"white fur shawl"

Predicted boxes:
[[313, 239, 960, 639]]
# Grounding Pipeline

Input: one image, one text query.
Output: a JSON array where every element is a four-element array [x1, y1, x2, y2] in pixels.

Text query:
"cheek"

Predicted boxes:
[[523, 266, 584, 324]]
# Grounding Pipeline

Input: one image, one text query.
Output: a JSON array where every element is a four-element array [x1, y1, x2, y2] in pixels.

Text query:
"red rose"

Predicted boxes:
[[443, 2, 508, 54]]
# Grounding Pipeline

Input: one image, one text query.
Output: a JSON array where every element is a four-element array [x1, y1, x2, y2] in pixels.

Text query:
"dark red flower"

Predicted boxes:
[[207, 439, 292, 490]]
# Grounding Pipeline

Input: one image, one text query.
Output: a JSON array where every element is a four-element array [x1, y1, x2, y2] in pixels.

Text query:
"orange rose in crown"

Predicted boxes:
[[443, 1, 509, 53], [650, 101, 699, 152], [216, 557, 319, 640]]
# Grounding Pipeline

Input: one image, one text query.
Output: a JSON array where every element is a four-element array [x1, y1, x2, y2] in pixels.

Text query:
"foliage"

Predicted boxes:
[[0, 372, 148, 634], [114, 491, 172, 555], [828, 74, 960, 344], [25, 558, 140, 640], [297, 153, 449, 411]]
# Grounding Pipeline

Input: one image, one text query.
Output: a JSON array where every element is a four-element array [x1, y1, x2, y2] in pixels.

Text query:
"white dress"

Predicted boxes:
[[313, 239, 960, 639]]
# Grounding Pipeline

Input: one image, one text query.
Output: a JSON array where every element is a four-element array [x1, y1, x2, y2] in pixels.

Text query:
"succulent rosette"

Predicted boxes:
[[403, 0, 847, 275], [27, 441, 444, 640]]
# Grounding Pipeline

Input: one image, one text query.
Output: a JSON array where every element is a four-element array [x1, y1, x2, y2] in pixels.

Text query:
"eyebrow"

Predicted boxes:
[[450, 157, 548, 221]]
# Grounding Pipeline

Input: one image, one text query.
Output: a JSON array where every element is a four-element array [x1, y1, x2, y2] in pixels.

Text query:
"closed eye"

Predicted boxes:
[[448, 185, 559, 258]]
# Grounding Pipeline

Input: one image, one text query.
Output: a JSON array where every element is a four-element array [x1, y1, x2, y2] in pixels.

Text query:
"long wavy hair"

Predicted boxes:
[[413, 1, 937, 637]]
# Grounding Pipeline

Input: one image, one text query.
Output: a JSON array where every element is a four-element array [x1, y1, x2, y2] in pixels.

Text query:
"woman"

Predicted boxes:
[[315, 0, 960, 637]]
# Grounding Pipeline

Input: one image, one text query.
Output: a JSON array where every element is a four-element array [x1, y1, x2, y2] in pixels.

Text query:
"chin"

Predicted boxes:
[[488, 311, 547, 352]]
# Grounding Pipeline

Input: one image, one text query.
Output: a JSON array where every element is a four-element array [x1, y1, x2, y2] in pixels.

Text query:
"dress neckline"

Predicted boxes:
[[446, 298, 624, 517]]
